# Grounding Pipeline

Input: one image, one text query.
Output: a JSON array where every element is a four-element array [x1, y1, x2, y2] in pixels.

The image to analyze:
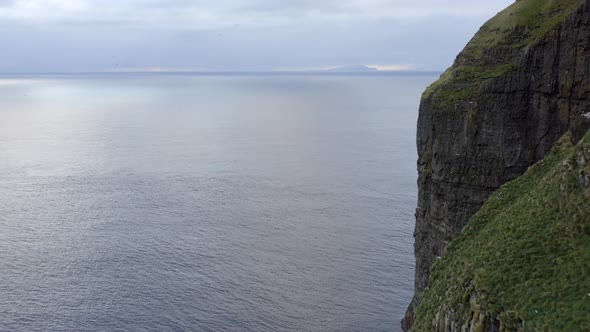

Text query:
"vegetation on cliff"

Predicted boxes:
[[424, 0, 584, 107], [405, 0, 590, 330], [412, 131, 590, 331]]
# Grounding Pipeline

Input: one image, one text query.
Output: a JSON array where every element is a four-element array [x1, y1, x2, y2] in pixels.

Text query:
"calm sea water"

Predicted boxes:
[[0, 73, 435, 331]]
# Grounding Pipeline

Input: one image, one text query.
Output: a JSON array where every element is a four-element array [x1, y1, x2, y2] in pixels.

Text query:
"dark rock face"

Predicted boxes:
[[403, 1, 590, 330]]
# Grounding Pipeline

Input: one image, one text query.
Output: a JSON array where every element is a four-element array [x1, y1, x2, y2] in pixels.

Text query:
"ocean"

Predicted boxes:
[[0, 73, 436, 331]]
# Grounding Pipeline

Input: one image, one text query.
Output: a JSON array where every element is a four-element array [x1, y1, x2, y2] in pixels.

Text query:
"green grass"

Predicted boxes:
[[412, 131, 590, 331], [483, 0, 582, 42], [424, 0, 584, 108]]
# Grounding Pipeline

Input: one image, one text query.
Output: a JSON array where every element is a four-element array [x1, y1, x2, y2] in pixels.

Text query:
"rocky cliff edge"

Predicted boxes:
[[404, 0, 590, 329]]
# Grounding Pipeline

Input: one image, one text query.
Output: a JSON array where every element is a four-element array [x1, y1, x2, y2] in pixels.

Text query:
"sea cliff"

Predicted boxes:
[[403, 0, 590, 330]]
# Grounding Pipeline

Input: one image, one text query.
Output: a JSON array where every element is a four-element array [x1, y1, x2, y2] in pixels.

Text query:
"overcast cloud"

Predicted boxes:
[[0, 0, 514, 72]]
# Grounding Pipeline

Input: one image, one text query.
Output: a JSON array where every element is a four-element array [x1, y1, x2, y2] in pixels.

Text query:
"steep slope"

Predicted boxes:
[[404, 0, 590, 329], [412, 131, 590, 331]]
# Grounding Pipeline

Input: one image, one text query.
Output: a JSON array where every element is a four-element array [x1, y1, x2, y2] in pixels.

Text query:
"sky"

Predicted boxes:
[[0, 0, 515, 73]]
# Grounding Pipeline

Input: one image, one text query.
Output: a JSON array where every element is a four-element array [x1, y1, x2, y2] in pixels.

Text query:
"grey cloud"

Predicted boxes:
[[0, 0, 514, 26], [220, 0, 513, 19], [0, 0, 14, 7], [228, 0, 356, 14], [0, 15, 490, 73], [0, 0, 515, 73]]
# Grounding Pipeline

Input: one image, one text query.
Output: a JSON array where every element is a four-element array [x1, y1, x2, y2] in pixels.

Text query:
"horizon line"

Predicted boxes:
[[0, 70, 444, 76]]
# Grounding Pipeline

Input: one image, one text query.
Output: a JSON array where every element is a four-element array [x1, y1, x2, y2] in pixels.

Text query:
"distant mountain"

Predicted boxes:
[[327, 65, 378, 72]]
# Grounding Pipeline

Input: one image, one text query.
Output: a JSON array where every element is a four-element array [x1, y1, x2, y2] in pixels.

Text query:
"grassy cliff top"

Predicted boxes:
[[425, 0, 584, 105], [412, 130, 590, 331]]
